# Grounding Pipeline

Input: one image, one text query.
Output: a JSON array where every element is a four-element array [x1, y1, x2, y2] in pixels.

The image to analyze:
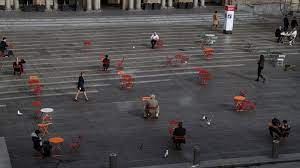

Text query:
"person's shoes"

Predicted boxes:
[[144, 116, 148, 119], [85, 98, 89, 102], [263, 78, 266, 83], [255, 79, 259, 82], [73, 98, 78, 102]]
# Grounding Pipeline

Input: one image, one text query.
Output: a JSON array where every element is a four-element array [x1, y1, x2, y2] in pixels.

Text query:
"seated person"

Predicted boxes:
[[275, 26, 283, 43], [0, 37, 13, 57], [102, 54, 110, 71], [150, 32, 159, 49], [288, 28, 297, 46], [144, 94, 159, 119], [280, 120, 291, 138], [172, 122, 186, 150], [42, 140, 52, 157], [31, 130, 43, 154], [13, 57, 25, 75]]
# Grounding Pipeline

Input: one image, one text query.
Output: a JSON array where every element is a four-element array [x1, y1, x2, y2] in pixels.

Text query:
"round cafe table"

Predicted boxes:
[[49, 137, 64, 155], [205, 34, 215, 37], [41, 108, 54, 113]]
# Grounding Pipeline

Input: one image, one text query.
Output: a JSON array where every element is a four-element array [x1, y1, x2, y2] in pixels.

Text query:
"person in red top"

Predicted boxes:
[[102, 54, 110, 71]]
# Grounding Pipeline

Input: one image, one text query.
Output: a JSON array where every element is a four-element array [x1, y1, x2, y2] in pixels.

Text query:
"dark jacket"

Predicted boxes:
[[275, 28, 282, 37], [78, 76, 84, 88], [257, 57, 265, 68], [42, 141, 52, 157], [31, 132, 42, 151], [0, 40, 8, 52], [103, 58, 110, 65], [291, 19, 298, 28], [284, 17, 289, 27], [173, 127, 186, 137]]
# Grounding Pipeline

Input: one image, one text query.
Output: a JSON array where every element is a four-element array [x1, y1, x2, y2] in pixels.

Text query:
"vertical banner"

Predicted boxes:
[[223, 5, 236, 34]]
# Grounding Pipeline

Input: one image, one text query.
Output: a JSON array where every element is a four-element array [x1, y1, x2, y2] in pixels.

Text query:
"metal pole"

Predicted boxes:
[[272, 140, 280, 158], [193, 145, 200, 165], [109, 153, 117, 168]]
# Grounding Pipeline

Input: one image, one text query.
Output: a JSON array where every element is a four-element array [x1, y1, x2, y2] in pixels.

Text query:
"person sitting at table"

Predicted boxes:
[[31, 130, 43, 153], [280, 120, 291, 138], [150, 32, 159, 49], [42, 140, 52, 157], [275, 26, 283, 43], [172, 122, 186, 150], [144, 94, 159, 119], [288, 28, 297, 46], [102, 54, 110, 71]]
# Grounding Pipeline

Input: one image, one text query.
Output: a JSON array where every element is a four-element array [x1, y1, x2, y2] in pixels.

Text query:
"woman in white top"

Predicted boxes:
[[150, 32, 159, 49]]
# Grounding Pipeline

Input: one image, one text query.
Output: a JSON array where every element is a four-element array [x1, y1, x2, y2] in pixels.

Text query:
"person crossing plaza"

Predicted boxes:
[[74, 72, 89, 102]]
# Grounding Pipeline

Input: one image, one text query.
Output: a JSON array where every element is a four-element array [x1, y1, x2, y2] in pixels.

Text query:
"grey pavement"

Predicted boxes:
[[0, 10, 299, 168], [0, 137, 12, 168]]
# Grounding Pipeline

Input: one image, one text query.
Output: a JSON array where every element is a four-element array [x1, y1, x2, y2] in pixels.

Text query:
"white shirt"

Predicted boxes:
[[151, 34, 159, 40], [290, 30, 297, 38]]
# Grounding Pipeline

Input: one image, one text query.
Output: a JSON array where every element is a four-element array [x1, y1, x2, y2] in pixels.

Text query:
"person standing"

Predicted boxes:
[[31, 130, 43, 154], [255, 55, 266, 83], [275, 26, 283, 43], [150, 32, 159, 49], [291, 16, 298, 29], [283, 15, 289, 31], [144, 94, 159, 119], [102, 54, 110, 71], [74, 72, 88, 102], [173, 122, 186, 150], [212, 11, 220, 30]]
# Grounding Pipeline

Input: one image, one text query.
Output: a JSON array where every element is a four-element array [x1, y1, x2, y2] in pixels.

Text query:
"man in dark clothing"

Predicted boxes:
[[283, 15, 289, 31], [255, 55, 266, 83], [31, 130, 42, 153], [0, 37, 8, 56], [275, 26, 283, 43], [291, 16, 298, 29], [42, 141, 52, 157], [172, 122, 186, 150], [102, 54, 110, 71], [74, 72, 88, 101]]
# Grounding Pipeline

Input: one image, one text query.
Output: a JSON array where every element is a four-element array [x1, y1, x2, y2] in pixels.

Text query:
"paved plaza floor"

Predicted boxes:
[[0, 9, 299, 168]]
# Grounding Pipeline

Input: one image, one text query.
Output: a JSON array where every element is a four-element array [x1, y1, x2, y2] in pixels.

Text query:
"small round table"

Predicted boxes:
[[41, 108, 54, 113], [205, 34, 215, 37], [49, 137, 64, 155]]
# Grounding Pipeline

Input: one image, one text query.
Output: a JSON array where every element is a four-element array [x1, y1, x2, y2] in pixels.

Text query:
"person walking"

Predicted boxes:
[[212, 11, 220, 30], [283, 15, 289, 31], [150, 32, 159, 49], [74, 72, 88, 102], [173, 122, 186, 150], [102, 54, 110, 71], [291, 16, 298, 29], [255, 55, 266, 83]]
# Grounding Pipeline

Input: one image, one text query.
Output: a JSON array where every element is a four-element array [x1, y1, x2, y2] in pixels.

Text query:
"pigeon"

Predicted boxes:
[[17, 110, 23, 116], [164, 149, 168, 158]]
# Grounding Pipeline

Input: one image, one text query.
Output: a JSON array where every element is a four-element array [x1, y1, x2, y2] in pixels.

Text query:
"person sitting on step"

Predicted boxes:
[[172, 122, 186, 150], [13, 57, 26, 76], [268, 118, 282, 140], [144, 94, 159, 119], [0, 37, 13, 57], [150, 32, 159, 49]]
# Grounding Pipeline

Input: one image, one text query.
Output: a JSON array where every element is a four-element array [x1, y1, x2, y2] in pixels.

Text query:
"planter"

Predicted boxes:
[[35, 5, 45, 12]]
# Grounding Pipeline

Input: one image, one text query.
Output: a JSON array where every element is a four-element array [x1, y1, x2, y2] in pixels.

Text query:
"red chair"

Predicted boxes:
[[116, 57, 125, 69], [120, 74, 134, 89], [194, 68, 212, 85], [42, 114, 52, 123], [69, 135, 82, 152], [83, 40, 92, 46], [236, 100, 256, 112], [156, 39, 164, 48], [203, 48, 214, 59], [32, 85, 43, 96], [99, 53, 104, 61]]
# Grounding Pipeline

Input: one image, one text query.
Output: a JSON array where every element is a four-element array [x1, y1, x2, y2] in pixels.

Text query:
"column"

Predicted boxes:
[[94, 0, 98, 10], [5, 0, 11, 11], [87, 0, 92, 11], [161, 0, 166, 9], [53, 0, 58, 10], [14, 0, 19, 10], [45, 0, 51, 11], [200, 0, 204, 7], [136, 0, 141, 10], [128, 0, 133, 10], [98, 0, 101, 10], [193, 0, 198, 8], [167, 0, 172, 8]]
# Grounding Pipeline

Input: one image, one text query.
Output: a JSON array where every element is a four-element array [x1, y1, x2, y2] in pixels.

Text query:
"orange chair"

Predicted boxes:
[[69, 135, 82, 152], [83, 40, 92, 46], [203, 48, 214, 59], [120, 74, 134, 89], [32, 101, 42, 118]]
